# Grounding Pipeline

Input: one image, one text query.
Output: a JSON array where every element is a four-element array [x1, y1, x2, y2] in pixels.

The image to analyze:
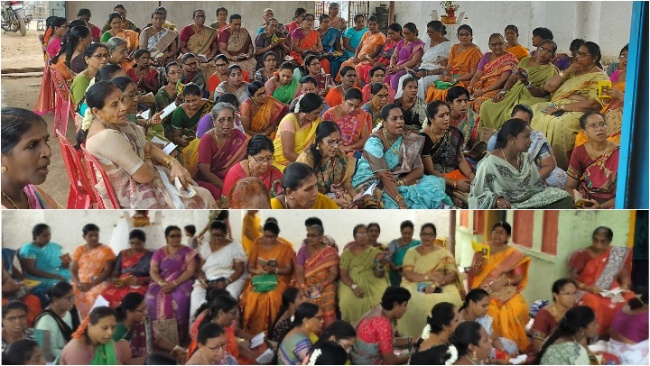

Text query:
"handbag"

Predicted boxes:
[[252, 274, 278, 293], [152, 318, 179, 346]]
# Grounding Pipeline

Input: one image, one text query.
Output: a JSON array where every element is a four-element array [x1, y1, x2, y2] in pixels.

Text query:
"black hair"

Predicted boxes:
[[129, 229, 146, 242], [266, 18, 278, 26], [511, 104, 534, 120], [379, 103, 401, 121], [354, 13, 365, 22], [52, 25, 91, 67], [403, 22, 417, 37], [578, 111, 602, 129], [229, 14, 242, 22], [368, 15, 378, 23], [182, 83, 202, 97], [280, 61, 295, 72], [619, 44, 629, 56], [494, 119, 528, 149], [108, 12, 122, 25], [302, 13, 315, 21], [457, 24, 473, 36], [504, 24, 519, 36], [452, 321, 482, 357], [339, 66, 356, 78], [215, 93, 240, 110], [368, 223, 381, 232], [532, 27, 554, 41], [115, 292, 145, 322], [2, 339, 40, 365], [628, 289, 648, 310], [291, 302, 320, 327], [583, 41, 603, 68], [427, 20, 447, 36], [320, 320, 356, 342], [198, 322, 225, 345], [368, 65, 384, 79], [368, 83, 386, 97], [540, 39, 558, 54], [184, 225, 196, 236], [193, 288, 230, 319], [84, 43, 108, 60], [308, 121, 340, 172], [263, 220, 281, 235], [400, 220, 414, 231], [459, 288, 489, 311], [381, 286, 411, 310], [294, 8, 307, 19], [31, 223, 50, 240], [536, 306, 595, 364], [489, 33, 504, 44], [164, 225, 181, 237], [420, 223, 437, 236], [82, 223, 100, 235], [69, 19, 87, 29], [192, 9, 205, 19], [306, 341, 349, 365], [47, 281, 74, 300], [446, 86, 470, 103], [214, 54, 229, 64], [319, 14, 330, 23], [227, 64, 242, 76], [1, 108, 48, 155], [570, 39, 585, 52], [210, 220, 228, 233], [305, 217, 324, 228], [133, 49, 150, 61], [270, 287, 301, 335], [426, 302, 457, 333], [2, 301, 28, 318], [344, 88, 362, 101], [151, 11, 165, 19], [247, 80, 265, 97], [353, 224, 367, 238], [401, 76, 417, 90], [76, 80, 119, 142], [216, 7, 228, 16], [111, 76, 136, 92], [281, 162, 316, 193], [297, 93, 323, 114], [592, 226, 614, 241], [492, 221, 512, 236], [77, 8, 91, 17], [426, 101, 449, 122], [165, 61, 179, 73], [181, 52, 197, 64], [300, 76, 317, 86], [388, 23, 402, 35], [263, 51, 277, 61], [303, 54, 320, 75], [87, 306, 117, 327], [247, 134, 274, 157], [114, 4, 126, 11], [199, 294, 238, 329], [552, 278, 577, 301], [144, 353, 178, 365], [95, 64, 123, 83]]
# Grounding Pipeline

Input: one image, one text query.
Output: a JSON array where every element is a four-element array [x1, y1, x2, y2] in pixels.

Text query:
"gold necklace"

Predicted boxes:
[[1, 189, 22, 209], [383, 128, 399, 154]]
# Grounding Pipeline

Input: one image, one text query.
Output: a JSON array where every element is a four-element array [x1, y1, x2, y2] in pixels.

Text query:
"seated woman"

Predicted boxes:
[[338, 225, 390, 324], [386, 221, 420, 287], [111, 77, 165, 140], [2, 301, 40, 352], [116, 292, 185, 363], [179, 9, 218, 61], [145, 226, 198, 343], [568, 226, 636, 337], [102, 13, 139, 50], [214, 64, 250, 105], [240, 81, 288, 138], [59, 306, 130, 365], [565, 112, 619, 209], [270, 162, 339, 209], [155, 62, 180, 113], [466, 222, 531, 351], [362, 66, 395, 104], [385, 22, 423, 91], [289, 13, 323, 67], [197, 93, 244, 138], [70, 224, 115, 318], [438, 321, 493, 365], [374, 22, 403, 72], [34, 283, 80, 362], [395, 76, 428, 132], [255, 18, 289, 72], [2, 251, 42, 326], [469, 119, 573, 209], [342, 14, 368, 60], [352, 104, 452, 209], [194, 102, 249, 200], [317, 14, 345, 78], [297, 55, 335, 100], [338, 16, 385, 84], [480, 40, 558, 130], [138, 10, 178, 70], [295, 223, 340, 327], [218, 14, 256, 76], [608, 292, 649, 365], [409, 302, 460, 365], [222, 135, 283, 206], [51, 25, 92, 80], [71, 44, 110, 106], [530, 41, 608, 170], [170, 83, 214, 146], [535, 306, 598, 365], [445, 86, 479, 152], [240, 220, 296, 335], [207, 55, 252, 100], [43, 17, 68, 60], [19, 224, 70, 300], [2, 338, 46, 365], [421, 101, 475, 204], [350, 287, 411, 365], [467, 33, 517, 113], [186, 323, 235, 365], [272, 93, 323, 172], [397, 223, 463, 338], [253, 51, 279, 84], [101, 229, 153, 308], [278, 303, 323, 365], [361, 82, 392, 130], [425, 24, 482, 103], [265, 62, 300, 105], [323, 88, 371, 156], [82, 81, 215, 209], [297, 121, 358, 209], [504, 25, 530, 61], [270, 288, 305, 344], [126, 50, 159, 95], [189, 221, 247, 319], [530, 279, 578, 354]]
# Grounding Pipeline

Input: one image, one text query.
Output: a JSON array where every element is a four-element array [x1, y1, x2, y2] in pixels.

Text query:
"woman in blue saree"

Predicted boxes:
[[318, 14, 346, 79]]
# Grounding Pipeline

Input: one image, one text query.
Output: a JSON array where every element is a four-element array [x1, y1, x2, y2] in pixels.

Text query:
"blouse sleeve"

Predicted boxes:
[[278, 115, 298, 134], [232, 243, 247, 263], [19, 244, 38, 260], [363, 136, 390, 173], [295, 246, 309, 266], [420, 133, 433, 158], [339, 250, 351, 270], [531, 308, 554, 338], [375, 317, 395, 355], [101, 32, 111, 43], [566, 146, 586, 180], [218, 29, 230, 44], [179, 25, 193, 43], [402, 248, 417, 271], [71, 246, 83, 262], [85, 130, 144, 175], [477, 53, 490, 71]]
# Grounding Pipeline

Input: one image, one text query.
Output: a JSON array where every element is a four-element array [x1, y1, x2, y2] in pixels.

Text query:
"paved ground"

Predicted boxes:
[[1, 29, 46, 70]]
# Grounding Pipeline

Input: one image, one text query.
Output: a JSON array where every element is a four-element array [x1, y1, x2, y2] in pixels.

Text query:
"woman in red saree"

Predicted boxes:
[[467, 33, 517, 113], [295, 224, 340, 327], [195, 103, 249, 200], [569, 226, 635, 336], [240, 81, 288, 138], [565, 112, 618, 209], [289, 13, 323, 67], [467, 222, 531, 351]]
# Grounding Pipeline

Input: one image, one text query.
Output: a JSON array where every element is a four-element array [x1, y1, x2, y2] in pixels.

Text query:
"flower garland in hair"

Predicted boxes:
[[294, 95, 304, 113], [445, 344, 459, 365], [82, 108, 95, 132], [307, 349, 322, 365], [420, 324, 432, 341]]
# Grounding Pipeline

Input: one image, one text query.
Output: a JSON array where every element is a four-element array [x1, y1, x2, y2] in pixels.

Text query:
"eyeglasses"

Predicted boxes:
[[253, 155, 274, 163], [374, 93, 389, 99], [458, 32, 471, 37], [489, 42, 504, 47], [537, 46, 554, 55], [122, 91, 138, 100], [184, 61, 199, 67], [576, 51, 592, 58], [194, 15, 206, 19], [91, 53, 110, 59], [618, 55, 628, 59], [421, 232, 436, 237], [167, 71, 180, 75], [586, 122, 606, 130], [309, 62, 321, 67]]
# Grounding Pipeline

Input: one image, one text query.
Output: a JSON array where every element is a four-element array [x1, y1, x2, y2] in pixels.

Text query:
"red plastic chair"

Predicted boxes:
[[55, 129, 93, 209], [49, 67, 76, 137], [80, 146, 121, 209]]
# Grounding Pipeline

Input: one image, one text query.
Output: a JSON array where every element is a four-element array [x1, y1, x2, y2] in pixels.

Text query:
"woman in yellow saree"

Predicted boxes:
[[240, 81, 288, 138], [504, 25, 530, 61], [241, 211, 261, 256], [467, 34, 518, 113], [179, 10, 218, 59], [338, 225, 389, 324], [530, 42, 608, 170], [397, 223, 463, 338], [426, 24, 482, 103], [467, 222, 531, 352]]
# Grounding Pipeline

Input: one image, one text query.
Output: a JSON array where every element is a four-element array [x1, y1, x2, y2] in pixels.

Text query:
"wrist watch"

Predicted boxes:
[[351, 283, 358, 290]]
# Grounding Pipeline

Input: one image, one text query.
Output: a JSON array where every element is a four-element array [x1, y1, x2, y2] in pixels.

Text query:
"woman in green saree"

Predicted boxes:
[[530, 42, 608, 170], [480, 40, 559, 129], [386, 220, 420, 287], [338, 225, 389, 324], [265, 62, 300, 105], [170, 83, 214, 147]]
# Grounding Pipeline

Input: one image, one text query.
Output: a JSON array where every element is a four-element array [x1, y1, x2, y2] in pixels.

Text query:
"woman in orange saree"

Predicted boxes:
[[295, 224, 340, 327], [569, 226, 635, 336], [240, 81, 288, 138], [289, 14, 323, 67], [467, 222, 531, 351], [338, 16, 386, 84], [467, 34, 517, 113], [425, 25, 482, 103], [504, 25, 530, 61], [240, 220, 296, 335]]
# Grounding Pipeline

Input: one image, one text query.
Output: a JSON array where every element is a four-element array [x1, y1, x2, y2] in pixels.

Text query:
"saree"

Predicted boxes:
[[254, 31, 284, 69], [272, 114, 321, 172], [34, 62, 55, 115], [320, 27, 345, 76], [567, 145, 619, 204], [506, 45, 530, 61], [469, 246, 531, 351], [112, 319, 153, 358], [195, 129, 249, 199], [351, 315, 394, 365], [397, 247, 463, 338], [425, 44, 483, 103], [222, 161, 283, 205], [480, 57, 558, 129], [338, 246, 389, 323], [141, 27, 178, 56], [145, 246, 197, 338], [170, 101, 214, 138], [19, 242, 70, 298], [386, 239, 421, 287], [289, 27, 319, 65], [270, 193, 340, 209], [240, 238, 296, 335], [528, 130, 568, 188], [59, 338, 120, 365], [352, 134, 452, 209], [296, 149, 356, 198], [240, 96, 288, 137], [101, 30, 139, 52], [469, 153, 573, 209], [101, 249, 153, 308], [219, 27, 256, 76], [540, 341, 590, 365], [361, 102, 384, 130], [342, 27, 368, 59], [338, 31, 386, 83], [323, 106, 372, 153], [241, 213, 262, 256], [298, 245, 339, 326], [397, 40, 452, 100], [21, 184, 60, 209], [267, 76, 300, 105], [530, 70, 608, 170], [569, 246, 636, 335], [278, 333, 312, 365], [469, 52, 519, 113], [395, 97, 428, 131], [71, 244, 115, 318], [385, 38, 425, 91], [181, 25, 217, 56], [421, 127, 465, 174]]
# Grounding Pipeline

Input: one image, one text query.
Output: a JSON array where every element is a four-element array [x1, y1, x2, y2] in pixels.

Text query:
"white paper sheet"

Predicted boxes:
[[250, 332, 266, 348], [255, 348, 275, 364], [159, 102, 177, 119]]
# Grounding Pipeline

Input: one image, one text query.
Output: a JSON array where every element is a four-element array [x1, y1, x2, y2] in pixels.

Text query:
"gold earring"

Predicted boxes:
[[472, 349, 477, 360], [290, 195, 295, 200], [1, 166, 6, 173]]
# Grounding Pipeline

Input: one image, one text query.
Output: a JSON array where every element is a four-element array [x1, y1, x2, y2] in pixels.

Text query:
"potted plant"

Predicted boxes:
[[440, 1, 460, 24]]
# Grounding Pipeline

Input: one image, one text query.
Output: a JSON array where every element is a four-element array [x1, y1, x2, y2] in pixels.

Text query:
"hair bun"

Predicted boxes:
[[441, 25, 447, 36]]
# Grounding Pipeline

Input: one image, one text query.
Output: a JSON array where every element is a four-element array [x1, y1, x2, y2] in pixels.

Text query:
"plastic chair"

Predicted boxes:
[[55, 129, 93, 209], [49, 67, 76, 137], [80, 146, 121, 209]]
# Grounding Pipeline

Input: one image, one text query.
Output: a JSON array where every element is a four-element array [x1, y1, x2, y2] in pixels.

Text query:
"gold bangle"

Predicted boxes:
[[395, 194, 404, 203], [559, 71, 566, 78], [163, 155, 178, 169]]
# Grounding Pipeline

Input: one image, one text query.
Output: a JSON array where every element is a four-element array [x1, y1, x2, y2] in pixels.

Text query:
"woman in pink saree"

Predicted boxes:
[[385, 23, 424, 91], [289, 13, 323, 67]]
